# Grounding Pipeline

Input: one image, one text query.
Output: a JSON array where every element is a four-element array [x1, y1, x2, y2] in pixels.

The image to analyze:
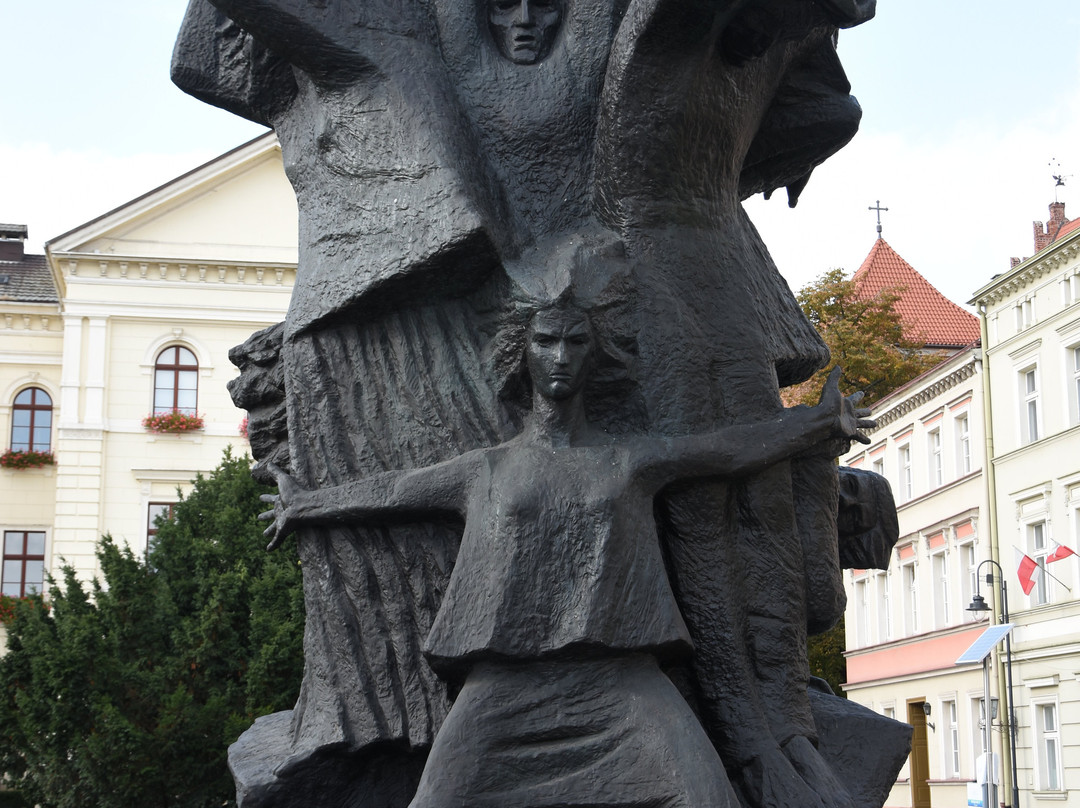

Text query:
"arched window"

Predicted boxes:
[[11, 387, 52, 452], [154, 346, 198, 415]]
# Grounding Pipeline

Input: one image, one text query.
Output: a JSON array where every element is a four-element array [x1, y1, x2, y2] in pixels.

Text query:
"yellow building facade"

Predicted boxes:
[[1, 134, 295, 584]]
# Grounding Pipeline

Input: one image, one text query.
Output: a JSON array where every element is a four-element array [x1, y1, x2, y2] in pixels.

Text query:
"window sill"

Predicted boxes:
[[1032, 791, 1068, 801], [0, 465, 55, 476], [145, 433, 204, 444]]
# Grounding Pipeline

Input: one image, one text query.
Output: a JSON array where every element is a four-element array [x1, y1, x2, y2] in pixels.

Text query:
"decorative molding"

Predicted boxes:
[[973, 234, 1080, 307], [869, 362, 978, 432], [56, 254, 296, 288], [1007, 338, 1042, 361]]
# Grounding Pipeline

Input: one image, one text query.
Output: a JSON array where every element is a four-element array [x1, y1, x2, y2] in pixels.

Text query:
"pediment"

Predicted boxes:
[[47, 133, 298, 266]]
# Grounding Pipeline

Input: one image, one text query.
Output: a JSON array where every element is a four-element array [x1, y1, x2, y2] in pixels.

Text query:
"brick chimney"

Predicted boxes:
[[1033, 202, 1069, 252], [0, 224, 28, 262]]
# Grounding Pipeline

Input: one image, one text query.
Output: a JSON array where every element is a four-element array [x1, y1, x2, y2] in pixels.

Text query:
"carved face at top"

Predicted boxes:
[[526, 309, 594, 401], [488, 0, 562, 65]]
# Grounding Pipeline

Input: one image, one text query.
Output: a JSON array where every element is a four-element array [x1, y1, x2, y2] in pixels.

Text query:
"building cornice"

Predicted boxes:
[[866, 361, 978, 433], [54, 253, 295, 289], [971, 227, 1080, 307]]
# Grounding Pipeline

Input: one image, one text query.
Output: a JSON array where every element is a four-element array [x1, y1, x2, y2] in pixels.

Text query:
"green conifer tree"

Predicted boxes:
[[0, 450, 303, 808]]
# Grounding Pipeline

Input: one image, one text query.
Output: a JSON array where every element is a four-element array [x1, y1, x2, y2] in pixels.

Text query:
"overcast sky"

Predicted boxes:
[[3, 1, 1079, 308]]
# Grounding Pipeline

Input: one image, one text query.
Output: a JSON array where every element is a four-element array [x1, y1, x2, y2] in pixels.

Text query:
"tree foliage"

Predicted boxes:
[[782, 268, 942, 408], [0, 449, 303, 808]]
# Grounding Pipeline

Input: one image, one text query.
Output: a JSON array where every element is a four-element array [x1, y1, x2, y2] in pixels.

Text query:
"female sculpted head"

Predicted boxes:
[[525, 306, 595, 401], [487, 0, 562, 64]]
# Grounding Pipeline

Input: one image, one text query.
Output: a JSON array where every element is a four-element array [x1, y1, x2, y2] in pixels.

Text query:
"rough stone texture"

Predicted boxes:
[[176, 1, 907, 805]]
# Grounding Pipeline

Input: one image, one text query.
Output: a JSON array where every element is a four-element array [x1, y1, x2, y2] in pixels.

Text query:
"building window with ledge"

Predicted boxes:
[[10, 387, 52, 452], [1034, 701, 1062, 791], [154, 346, 198, 415], [1015, 298, 1035, 331], [1029, 521, 1051, 605], [956, 414, 971, 475], [1070, 346, 1080, 425], [943, 700, 960, 778], [928, 429, 942, 488], [854, 578, 869, 646], [877, 570, 892, 642], [932, 549, 950, 628], [1020, 366, 1040, 444], [2, 531, 45, 597], [898, 445, 913, 502], [902, 562, 918, 635], [960, 541, 978, 621]]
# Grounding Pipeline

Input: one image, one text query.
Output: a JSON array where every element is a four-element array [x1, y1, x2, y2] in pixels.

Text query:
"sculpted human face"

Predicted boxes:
[[488, 0, 561, 65], [526, 309, 594, 401]]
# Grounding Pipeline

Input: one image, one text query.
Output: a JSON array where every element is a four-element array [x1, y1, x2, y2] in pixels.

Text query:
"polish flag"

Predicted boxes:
[[1047, 541, 1077, 564], [1015, 548, 1042, 596]]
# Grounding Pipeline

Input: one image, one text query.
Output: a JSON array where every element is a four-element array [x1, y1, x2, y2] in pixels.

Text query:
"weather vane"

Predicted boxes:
[[868, 200, 888, 238], [1050, 158, 1071, 202]]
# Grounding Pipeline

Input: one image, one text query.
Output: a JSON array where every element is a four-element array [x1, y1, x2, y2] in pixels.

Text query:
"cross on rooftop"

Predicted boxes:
[[868, 200, 888, 238]]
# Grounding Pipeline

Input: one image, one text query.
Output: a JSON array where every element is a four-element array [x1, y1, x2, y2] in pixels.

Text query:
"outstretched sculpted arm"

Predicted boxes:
[[260, 453, 480, 550], [633, 367, 873, 493]]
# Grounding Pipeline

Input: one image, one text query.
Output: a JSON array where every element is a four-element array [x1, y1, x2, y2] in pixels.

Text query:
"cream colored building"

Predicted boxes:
[[1, 133, 295, 586], [842, 206, 1080, 808], [971, 201, 1080, 806]]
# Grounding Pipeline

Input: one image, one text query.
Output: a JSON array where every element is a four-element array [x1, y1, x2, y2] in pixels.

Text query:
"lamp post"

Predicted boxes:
[[967, 560, 1019, 808]]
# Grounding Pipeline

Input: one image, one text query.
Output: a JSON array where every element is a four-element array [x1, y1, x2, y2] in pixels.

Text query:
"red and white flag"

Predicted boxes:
[[1015, 547, 1042, 596], [1047, 541, 1077, 564]]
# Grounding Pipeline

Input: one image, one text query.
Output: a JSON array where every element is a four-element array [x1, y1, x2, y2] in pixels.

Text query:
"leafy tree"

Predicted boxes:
[[0, 449, 303, 808], [789, 269, 944, 696], [782, 268, 941, 408]]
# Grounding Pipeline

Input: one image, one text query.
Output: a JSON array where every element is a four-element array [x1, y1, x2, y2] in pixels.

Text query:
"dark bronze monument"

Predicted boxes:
[[174, 1, 911, 805]]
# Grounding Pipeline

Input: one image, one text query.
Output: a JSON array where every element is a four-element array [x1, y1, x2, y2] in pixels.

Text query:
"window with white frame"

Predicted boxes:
[[971, 697, 987, 762], [877, 570, 892, 642], [1070, 345, 1080, 425], [932, 550, 950, 628], [1015, 298, 1035, 330], [1029, 521, 1051, 605], [1034, 700, 1063, 791], [956, 414, 971, 475], [872, 456, 884, 477], [960, 542, 978, 621], [1020, 366, 1041, 444], [899, 444, 913, 501], [1063, 272, 1080, 305], [943, 699, 960, 778], [928, 429, 943, 488], [855, 578, 869, 646], [902, 562, 918, 635]]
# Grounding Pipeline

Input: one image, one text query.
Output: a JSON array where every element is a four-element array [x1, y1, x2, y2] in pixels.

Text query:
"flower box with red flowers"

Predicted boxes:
[[0, 449, 56, 470], [142, 411, 205, 434]]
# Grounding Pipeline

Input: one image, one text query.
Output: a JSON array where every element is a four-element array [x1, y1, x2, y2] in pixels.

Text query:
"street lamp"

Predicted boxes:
[[967, 560, 1019, 808]]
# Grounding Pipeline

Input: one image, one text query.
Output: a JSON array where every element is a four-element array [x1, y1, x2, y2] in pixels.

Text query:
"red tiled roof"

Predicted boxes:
[[1056, 217, 1080, 241], [852, 239, 981, 348]]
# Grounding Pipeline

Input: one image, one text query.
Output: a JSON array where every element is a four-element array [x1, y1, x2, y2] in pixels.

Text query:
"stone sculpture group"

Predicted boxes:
[[174, 1, 912, 805]]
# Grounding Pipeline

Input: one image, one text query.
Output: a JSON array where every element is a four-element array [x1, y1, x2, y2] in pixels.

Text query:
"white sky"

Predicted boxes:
[[3, 1, 1079, 308]]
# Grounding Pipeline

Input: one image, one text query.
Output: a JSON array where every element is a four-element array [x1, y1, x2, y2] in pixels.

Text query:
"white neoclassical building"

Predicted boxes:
[[0, 133, 295, 585]]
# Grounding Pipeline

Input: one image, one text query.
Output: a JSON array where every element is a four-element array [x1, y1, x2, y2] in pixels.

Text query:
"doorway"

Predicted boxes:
[[907, 699, 931, 808]]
